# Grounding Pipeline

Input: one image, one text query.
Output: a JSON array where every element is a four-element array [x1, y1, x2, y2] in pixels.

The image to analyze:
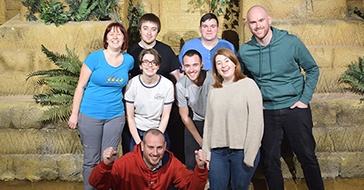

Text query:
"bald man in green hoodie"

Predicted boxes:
[[238, 5, 324, 190]]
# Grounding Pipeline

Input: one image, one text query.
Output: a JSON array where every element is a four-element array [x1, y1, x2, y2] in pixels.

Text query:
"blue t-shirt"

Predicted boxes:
[[80, 50, 134, 119], [179, 38, 235, 70]]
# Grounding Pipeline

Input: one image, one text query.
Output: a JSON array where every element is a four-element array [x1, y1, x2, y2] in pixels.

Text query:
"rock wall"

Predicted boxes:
[[0, 93, 363, 182], [1, 0, 364, 95], [0, 0, 364, 185]]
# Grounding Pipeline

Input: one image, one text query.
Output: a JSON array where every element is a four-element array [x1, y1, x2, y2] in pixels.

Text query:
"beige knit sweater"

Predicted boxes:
[[202, 77, 264, 167]]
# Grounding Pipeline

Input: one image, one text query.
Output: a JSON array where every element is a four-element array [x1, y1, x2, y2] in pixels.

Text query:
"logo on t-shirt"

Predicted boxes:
[[107, 76, 124, 83], [154, 93, 164, 100]]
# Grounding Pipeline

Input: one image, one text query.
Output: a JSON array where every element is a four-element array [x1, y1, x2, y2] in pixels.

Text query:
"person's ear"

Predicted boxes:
[[141, 142, 144, 151]]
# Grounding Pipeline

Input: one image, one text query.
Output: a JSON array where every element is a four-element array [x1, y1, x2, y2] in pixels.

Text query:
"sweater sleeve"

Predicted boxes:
[[243, 80, 264, 167], [89, 161, 115, 190], [172, 158, 208, 190]]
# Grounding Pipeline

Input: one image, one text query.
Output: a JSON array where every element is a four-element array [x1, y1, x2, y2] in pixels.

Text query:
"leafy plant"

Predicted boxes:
[[339, 56, 364, 102], [66, 0, 98, 21], [27, 45, 82, 123], [94, 0, 119, 21], [127, 0, 144, 47], [187, 0, 231, 16], [22, 0, 120, 26], [21, 0, 43, 21], [39, 0, 69, 26], [348, 7, 364, 19]]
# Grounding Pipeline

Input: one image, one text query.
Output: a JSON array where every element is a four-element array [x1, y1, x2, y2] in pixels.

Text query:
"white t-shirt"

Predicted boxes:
[[124, 75, 174, 131]]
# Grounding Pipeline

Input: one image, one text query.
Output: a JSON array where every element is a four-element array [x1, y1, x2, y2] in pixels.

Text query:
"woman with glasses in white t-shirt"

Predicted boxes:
[[124, 48, 174, 151]]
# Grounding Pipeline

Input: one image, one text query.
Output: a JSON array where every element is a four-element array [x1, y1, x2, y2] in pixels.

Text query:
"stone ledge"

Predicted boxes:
[[0, 93, 363, 181], [0, 128, 83, 154], [0, 154, 83, 181]]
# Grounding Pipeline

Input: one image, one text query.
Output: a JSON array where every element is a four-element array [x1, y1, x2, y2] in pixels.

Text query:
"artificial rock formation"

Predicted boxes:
[[0, 0, 364, 188]]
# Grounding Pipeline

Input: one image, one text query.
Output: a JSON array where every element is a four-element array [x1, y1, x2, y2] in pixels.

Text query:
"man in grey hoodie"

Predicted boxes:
[[239, 5, 324, 190]]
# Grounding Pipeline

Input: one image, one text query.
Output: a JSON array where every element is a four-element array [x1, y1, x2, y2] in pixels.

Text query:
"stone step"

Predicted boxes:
[[0, 93, 363, 181], [0, 154, 83, 181]]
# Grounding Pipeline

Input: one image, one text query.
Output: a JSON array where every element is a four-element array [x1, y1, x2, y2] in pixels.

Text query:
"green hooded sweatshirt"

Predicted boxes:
[[238, 27, 319, 110]]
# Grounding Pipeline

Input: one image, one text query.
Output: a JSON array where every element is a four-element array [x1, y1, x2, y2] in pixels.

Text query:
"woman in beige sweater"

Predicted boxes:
[[202, 48, 264, 190]]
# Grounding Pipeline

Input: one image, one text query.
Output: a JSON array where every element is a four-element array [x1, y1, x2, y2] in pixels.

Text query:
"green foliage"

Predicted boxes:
[[348, 7, 364, 19], [94, 0, 119, 21], [39, 0, 69, 26], [66, 0, 98, 21], [127, 0, 144, 47], [21, 0, 43, 21], [27, 45, 82, 123], [22, 0, 120, 26], [340, 57, 364, 102], [187, 0, 231, 16]]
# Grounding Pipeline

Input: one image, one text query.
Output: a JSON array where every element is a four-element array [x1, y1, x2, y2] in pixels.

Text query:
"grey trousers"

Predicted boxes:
[[184, 120, 204, 171], [78, 112, 125, 190]]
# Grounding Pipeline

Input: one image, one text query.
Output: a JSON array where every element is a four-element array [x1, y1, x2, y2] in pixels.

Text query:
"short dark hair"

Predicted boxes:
[[138, 48, 162, 66], [103, 22, 129, 51], [200, 13, 219, 26], [138, 13, 161, 33], [182, 49, 202, 64]]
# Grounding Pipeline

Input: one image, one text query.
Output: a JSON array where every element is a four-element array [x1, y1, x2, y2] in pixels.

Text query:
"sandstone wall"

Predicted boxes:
[[0, 0, 21, 24], [1, 0, 364, 95], [0, 0, 364, 186], [0, 93, 363, 183]]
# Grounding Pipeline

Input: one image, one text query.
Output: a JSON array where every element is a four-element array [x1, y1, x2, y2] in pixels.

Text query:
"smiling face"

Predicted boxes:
[[141, 131, 166, 169], [106, 26, 124, 50], [139, 21, 158, 45], [140, 53, 159, 77], [182, 54, 203, 83], [199, 18, 219, 42], [215, 54, 236, 83], [246, 6, 272, 43]]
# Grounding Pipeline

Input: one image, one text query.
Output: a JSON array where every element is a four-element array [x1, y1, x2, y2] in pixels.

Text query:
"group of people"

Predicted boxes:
[[68, 5, 324, 190]]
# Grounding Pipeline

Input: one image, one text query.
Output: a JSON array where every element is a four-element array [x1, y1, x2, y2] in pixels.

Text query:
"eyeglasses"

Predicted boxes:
[[142, 60, 158, 67]]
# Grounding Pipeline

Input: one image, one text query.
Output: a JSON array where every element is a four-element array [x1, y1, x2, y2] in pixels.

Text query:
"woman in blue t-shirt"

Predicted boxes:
[[67, 22, 134, 190]]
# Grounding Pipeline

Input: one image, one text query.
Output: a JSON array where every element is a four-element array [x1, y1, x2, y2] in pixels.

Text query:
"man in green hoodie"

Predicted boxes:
[[239, 5, 324, 190]]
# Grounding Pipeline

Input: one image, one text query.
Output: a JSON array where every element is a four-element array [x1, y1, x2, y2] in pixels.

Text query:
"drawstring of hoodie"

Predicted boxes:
[[258, 45, 273, 77], [269, 45, 272, 76], [259, 46, 262, 78]]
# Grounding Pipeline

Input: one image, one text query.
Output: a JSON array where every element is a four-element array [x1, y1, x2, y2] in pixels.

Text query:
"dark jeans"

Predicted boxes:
[[262, 107, 324, 190], [184, 120, 204, 171]]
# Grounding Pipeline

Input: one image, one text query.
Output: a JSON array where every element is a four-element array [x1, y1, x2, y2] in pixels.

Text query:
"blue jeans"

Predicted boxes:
[[209, 147, 260, 190], [78, 112, 125, 190], [262, 107, 324, 190]]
